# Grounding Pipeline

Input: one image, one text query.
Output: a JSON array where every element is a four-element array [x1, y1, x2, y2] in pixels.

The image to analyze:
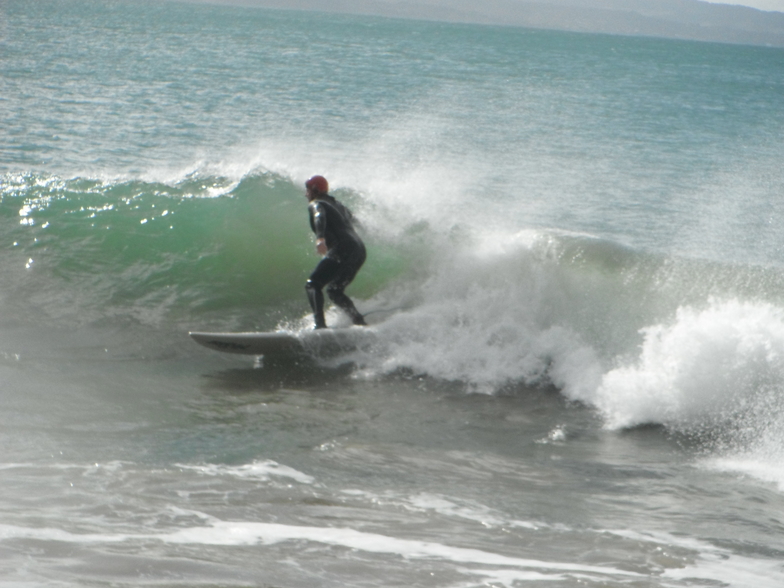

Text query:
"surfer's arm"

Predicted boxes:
[[310, 202, 327, 237], [309, 202, 329, 255]]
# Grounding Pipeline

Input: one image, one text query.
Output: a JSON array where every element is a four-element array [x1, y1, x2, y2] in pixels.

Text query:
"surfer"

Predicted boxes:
[[304, 175, 367, 329]]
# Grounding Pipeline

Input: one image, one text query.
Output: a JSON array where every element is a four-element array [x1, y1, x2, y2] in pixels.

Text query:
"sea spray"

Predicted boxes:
[[594, 298, 784, 432], [350, 230, 643, 394]]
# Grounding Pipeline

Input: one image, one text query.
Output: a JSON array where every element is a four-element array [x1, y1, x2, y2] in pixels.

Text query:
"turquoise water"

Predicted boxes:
[[2, 0, 784, 586]]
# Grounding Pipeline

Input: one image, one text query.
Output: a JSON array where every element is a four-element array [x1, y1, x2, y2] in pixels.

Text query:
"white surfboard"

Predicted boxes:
[[189, 327, 370, 357]]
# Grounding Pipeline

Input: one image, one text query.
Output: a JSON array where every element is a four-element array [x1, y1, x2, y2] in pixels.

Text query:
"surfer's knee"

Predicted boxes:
[[326, 284, 345, 302], [305, 279, 322, 294]]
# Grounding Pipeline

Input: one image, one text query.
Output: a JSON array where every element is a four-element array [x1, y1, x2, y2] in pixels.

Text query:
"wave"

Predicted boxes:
[[4, 167, 784, 485]]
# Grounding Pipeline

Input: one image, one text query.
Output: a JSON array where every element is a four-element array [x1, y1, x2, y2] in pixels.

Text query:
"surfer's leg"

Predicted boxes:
[[305, 281, 326, 329], [326, 248, 367, 326], [326, 286, 366, 326], [307, 257, 340, 329]]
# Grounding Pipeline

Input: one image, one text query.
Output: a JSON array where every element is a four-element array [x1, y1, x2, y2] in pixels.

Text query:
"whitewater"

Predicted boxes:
[[2, 0, 784, 585]]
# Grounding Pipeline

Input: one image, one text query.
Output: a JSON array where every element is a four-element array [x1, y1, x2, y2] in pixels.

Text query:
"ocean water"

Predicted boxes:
[[2, 0, 784, 585]]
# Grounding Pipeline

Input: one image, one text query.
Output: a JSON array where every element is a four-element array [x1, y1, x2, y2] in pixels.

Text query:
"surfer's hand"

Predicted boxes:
[[316, 238, 327, 256]]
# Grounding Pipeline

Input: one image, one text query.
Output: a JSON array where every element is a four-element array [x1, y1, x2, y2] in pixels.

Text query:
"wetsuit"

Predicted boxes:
[[306, 195, 366, 329]]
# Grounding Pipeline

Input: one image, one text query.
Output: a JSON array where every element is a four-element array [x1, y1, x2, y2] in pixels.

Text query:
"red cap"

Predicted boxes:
[[305, 175, 329, 194]]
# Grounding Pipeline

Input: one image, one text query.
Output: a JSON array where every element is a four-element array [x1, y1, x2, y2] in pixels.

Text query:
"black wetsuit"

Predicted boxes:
[[305, 195, 366, 328]]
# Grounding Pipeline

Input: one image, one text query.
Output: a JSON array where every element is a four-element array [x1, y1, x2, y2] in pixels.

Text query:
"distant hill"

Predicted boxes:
[[187, 0, 784, 47]]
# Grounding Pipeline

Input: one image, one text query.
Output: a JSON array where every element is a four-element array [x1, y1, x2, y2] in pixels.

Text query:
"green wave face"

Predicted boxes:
[[0, 172, 317, 329], [0, 170, 416, 331]]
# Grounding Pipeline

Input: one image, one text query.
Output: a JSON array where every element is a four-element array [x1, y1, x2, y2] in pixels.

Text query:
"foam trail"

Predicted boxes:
[[0, 521, 638, 580], [5, 519, 782, 586], [176, 460, 315, 484]]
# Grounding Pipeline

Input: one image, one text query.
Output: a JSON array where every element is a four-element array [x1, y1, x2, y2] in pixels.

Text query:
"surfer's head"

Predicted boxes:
[[305, 175, 329, 199]]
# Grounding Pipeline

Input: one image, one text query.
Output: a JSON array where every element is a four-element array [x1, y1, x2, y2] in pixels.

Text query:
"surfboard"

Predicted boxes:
[[189, 327, 369, 357]]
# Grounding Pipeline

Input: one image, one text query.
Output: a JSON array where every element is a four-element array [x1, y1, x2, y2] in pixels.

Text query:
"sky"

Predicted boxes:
[[706, 0, 784, 11]]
